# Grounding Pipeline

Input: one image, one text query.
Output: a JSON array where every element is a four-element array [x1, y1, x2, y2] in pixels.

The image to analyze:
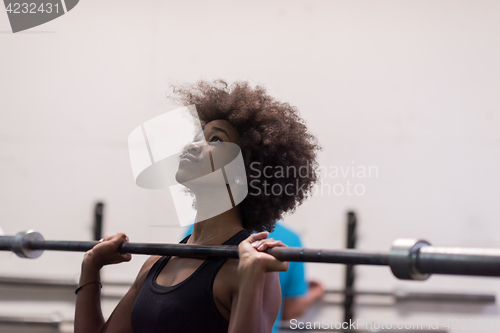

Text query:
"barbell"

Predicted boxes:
[[1, 230, 500, 281]]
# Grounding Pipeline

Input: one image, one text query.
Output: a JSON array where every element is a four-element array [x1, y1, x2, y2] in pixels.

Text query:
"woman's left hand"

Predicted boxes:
[[238, 231, 289, 277]]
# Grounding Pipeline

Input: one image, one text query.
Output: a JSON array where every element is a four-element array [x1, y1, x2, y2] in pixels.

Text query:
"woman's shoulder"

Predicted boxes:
[[215, 258, 240, 302]]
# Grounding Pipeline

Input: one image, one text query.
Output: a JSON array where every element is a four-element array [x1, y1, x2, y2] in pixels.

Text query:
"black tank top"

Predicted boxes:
[[130, 229, 250, 333]]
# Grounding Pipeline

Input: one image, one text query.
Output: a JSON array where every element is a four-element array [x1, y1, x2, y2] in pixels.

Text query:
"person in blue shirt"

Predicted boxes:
[[183, 221, 324, 332]]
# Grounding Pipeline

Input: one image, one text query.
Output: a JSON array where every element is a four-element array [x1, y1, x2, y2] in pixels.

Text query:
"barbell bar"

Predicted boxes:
[[1, 230, 500, 281]]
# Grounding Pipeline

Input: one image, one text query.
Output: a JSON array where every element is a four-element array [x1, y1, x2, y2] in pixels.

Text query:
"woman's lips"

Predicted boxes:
[[180, 153, 198, 163]]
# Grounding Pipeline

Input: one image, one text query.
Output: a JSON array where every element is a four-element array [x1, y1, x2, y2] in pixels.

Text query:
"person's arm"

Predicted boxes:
[[281, 280, 325, 320], [74, 233, 160, 333], [228, 232, 288, 333], [74, 257, 105, 332]]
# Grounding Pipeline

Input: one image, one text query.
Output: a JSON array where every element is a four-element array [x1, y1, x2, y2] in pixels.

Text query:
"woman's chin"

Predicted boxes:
[[175, 172, 199, 190], [175, 170, 188, 184]]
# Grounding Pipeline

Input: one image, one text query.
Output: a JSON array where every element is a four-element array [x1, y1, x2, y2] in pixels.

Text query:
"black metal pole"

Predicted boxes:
[[343, 211, 356, 324], [93, 202, 104, 241], [23, 239, 389, 264], [2, 232, 500, 279], [0, 236, 14, 251]]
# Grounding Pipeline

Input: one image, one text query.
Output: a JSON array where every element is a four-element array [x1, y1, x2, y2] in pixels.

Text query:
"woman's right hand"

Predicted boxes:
[[83, 232, 132, 271]]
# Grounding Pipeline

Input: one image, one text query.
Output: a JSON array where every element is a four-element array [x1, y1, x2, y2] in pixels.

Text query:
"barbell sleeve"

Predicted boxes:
[[416, 246, 500, 277]]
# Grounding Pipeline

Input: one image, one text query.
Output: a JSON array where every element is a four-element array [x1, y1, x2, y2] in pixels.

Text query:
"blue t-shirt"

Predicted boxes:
[[182, 222, 307, 333]]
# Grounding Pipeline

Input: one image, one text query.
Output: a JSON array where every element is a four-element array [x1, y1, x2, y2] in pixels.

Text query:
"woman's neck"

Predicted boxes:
[[187, 207, 244, 245]]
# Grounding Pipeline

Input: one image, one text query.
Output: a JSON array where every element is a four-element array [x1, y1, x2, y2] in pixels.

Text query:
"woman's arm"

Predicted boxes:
[[228, 232, 288, 333], [74, 257, 105, 332], [74, 233, 160, 333]]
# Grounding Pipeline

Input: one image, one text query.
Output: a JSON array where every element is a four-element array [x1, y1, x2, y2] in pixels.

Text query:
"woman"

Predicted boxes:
[[74, 80, 320, 333]]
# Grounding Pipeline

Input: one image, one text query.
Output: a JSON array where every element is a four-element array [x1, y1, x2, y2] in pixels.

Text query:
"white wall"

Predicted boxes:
[[1, 0, 499, 332]]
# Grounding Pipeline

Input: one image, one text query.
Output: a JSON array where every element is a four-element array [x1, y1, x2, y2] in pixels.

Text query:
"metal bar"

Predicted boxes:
[[93, 202, 104, 241], [0, 315, 61, 327], [27, 240, 500, 275], [416, 247, 500, 277], [395, 291, 496, 303], [327, 289, 392, 296], [26, 239, 389, 265], [0, 236, 13, 251], [325, 289, 495, 303], [2, 231, 500, 280], [0, 276, 77, 287], [344, 211, 357, 324]]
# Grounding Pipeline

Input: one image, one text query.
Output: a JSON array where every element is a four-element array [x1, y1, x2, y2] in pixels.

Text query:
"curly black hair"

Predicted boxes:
[[170, 80, 321, 233]]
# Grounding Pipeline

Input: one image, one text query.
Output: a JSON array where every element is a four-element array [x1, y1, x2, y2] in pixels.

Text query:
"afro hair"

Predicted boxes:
[[170, 80, 321, 233]]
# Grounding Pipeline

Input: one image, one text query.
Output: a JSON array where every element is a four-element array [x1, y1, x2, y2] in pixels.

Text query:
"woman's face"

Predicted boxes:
[[175, 119, 240, 184]]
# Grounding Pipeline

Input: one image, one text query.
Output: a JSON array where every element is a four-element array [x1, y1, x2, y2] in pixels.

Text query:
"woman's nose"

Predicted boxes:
[[186, 140, 203, 155]]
